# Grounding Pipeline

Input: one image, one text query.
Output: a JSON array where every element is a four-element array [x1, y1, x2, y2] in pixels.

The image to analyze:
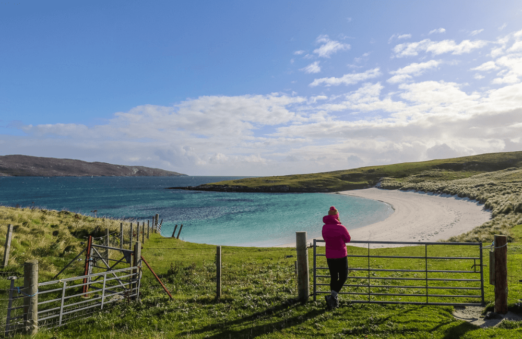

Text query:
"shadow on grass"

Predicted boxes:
[[178, 298, 326, 338]]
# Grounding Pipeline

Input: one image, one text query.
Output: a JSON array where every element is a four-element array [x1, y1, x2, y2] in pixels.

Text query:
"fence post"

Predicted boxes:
[[177, 224, 183, 239], [216, 246, 221, 299], [23, 260, 38, 335], [172, 225, 178, 238], [142, 222, 145, 244], [129, 223, 133, 250], [494, 235, 508, 314], [3, 224, 13, 268], [133, 242, 142, 300], [120, 223, 123, 250], [296, 232, 309, 303], [147, 220, 150, 240], [105, 228, 110, 261], [155, 214, 159, 233]]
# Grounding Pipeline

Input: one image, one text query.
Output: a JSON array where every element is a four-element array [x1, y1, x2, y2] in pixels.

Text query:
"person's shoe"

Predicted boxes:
[[332, 295, 339, 308], [324, 295, 334, 310]]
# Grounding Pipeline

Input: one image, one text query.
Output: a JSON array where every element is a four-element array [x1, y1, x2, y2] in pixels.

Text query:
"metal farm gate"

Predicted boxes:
[[313, 240, 485, 306]]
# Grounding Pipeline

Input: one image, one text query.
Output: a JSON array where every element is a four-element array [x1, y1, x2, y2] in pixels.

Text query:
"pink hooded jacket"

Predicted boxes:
[[322, 215, 351, 259]]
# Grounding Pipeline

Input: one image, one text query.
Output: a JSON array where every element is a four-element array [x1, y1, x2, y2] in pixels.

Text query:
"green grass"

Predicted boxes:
[[1, 200, 522, 337], [21, 228, 522, 338]]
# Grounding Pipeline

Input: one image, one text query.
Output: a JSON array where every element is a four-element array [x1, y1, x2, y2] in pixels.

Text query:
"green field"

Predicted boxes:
[[0, 205, 521, 338]]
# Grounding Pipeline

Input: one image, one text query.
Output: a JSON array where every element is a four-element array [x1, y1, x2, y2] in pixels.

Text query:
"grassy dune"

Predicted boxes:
[[205, 151, 522, 191], [0, 207, 521, 337]]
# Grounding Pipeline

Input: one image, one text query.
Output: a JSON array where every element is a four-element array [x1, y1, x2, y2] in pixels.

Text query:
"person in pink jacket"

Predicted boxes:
[[322, 206, 351, 309]]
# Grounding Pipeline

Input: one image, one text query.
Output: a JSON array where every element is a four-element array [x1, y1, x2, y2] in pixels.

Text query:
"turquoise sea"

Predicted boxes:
[[0, 176, 393, 246]]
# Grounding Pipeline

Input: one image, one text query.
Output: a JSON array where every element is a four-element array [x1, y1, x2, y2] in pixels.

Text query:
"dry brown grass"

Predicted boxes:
[[0, 206, 134, 278]]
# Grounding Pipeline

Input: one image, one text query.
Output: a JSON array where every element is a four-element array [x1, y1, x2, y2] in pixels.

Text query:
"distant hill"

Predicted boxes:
[[179, 150, 522, 192], [0, 155, 186, 177]]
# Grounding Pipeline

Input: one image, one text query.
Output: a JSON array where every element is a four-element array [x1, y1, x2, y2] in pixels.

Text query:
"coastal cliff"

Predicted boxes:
[[0, 155, 186, 177]]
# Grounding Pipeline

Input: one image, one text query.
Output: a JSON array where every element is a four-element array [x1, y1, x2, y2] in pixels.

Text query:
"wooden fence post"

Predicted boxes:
[[120, 223, 123, 250], [147, 220, 150, 240], [129, 223, 133, 250], [133, 242, 142, 300], [172, 225, 178, 238], [3, 224, 13, 268], [177, 224, 183, 239], [494, 235, 508, 314], [296, 232, 309, 303], [216, 246, 221, 299], [24, 260, 38, 335], [142, 222, 145, 244], [155, 214, 159, 233]]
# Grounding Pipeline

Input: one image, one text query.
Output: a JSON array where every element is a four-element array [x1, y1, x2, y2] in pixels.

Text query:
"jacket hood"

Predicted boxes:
[[323, 215, 341, 225]]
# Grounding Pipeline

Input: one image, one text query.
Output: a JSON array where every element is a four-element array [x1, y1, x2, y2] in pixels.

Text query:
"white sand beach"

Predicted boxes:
[[279, 188, 492, 247]]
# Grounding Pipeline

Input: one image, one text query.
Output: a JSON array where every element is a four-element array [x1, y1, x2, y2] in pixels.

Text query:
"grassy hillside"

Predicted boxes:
[[204, 151, 522, 191]]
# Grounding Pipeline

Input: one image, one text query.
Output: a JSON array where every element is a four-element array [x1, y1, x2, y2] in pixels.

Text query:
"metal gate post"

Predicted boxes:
[[479, 243, 485, 305], [425, 244, 428, 304], [82, 236, 93, 295], [313, 239, 317, 301], [367, 243, 370, 302], [5, 277, 16, 336], [101, 274, 106, 309], [59, 282, 67, 325]]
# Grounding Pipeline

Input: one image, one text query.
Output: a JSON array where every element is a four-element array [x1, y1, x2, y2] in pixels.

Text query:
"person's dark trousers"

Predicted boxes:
[[326, 256, 348, 293]]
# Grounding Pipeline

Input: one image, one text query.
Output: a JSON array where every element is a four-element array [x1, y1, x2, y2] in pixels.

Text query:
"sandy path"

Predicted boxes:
[[278, 188, 491, 247]]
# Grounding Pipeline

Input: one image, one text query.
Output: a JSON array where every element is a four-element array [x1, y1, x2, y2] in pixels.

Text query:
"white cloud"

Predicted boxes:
[[474, 74, 485, 80], [313, 35, 350, 58], [300, 61, 321, 74], [294, 50, 305, 55], [389, 34, 411, 43], [499, 23, 508, 31], [470, 29, 484, 36], [387, 60, 441, 83], [309, 68, 381, 87], [508, 41, 522, 52], [492, 56, 522, 84], [394, 39, 487, 57], [471, 61, 498, 71], [429, 28, 446, 34]]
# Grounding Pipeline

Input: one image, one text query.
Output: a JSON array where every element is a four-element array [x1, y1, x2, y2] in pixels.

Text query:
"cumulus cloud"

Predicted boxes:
[[294, 50, 305, 55], [394, 39, 487, 57], [387, 60, 441, 83], [300, 61, 321, 74], [499, 23, 508, 31], [313, 35, 350, 58], [429, 28, 446, 34], [492, 56, 522, 84], [309, 68, 381, 87]]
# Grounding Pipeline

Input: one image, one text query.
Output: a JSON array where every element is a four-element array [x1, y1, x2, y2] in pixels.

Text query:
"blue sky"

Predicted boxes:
[[1, 1, 522, 175]]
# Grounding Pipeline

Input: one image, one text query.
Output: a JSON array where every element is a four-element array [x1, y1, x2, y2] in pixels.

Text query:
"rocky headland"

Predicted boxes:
[[0, 155, 186, 177]]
